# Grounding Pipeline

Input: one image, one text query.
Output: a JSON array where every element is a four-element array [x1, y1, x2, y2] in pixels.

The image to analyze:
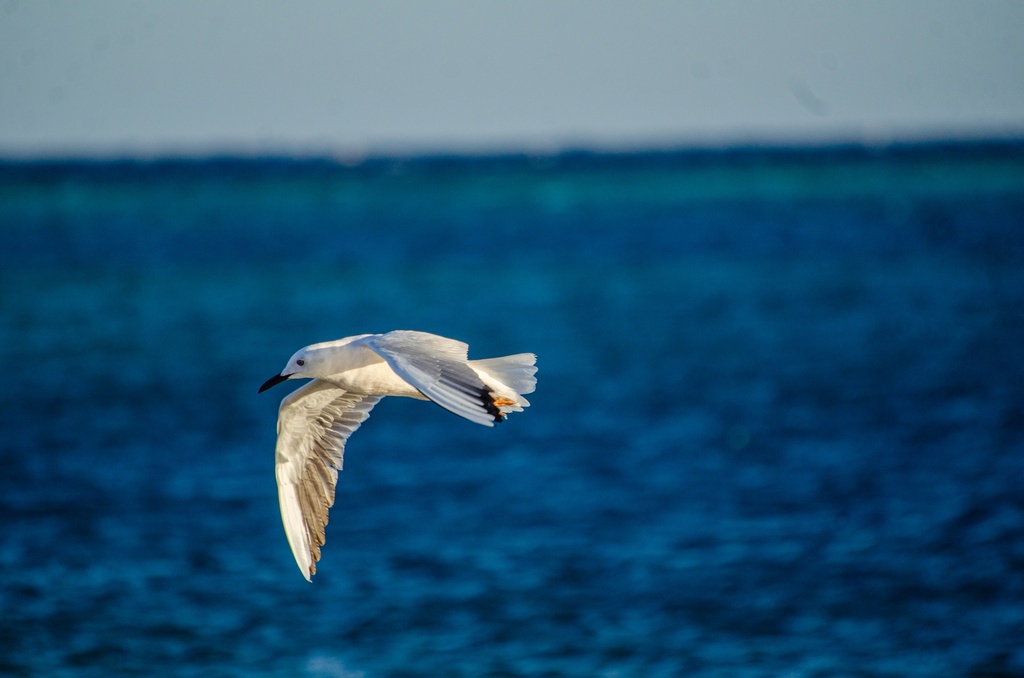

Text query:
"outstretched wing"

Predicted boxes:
[[362, 330, 502, 427], [274, 380, 380, 581]]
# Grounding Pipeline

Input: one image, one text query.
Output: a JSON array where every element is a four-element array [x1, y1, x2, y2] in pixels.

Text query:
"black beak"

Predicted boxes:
[[259, 373, 290, 393]]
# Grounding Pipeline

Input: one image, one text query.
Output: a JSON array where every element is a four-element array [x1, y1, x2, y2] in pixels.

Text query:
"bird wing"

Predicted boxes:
[[362, 330, 502, 427], [274, 379, 380, 581]]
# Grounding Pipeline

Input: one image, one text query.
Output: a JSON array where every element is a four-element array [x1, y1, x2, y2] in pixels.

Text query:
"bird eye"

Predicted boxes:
[[296, 359, 305, 366]]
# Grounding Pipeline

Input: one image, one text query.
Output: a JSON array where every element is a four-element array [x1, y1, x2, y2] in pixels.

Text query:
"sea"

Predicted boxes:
[[1, 142, 1023, 677]]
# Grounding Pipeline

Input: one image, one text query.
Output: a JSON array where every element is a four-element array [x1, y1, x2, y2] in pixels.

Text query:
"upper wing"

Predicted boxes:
[[274, 380, 380, 581], [362, 330, 502, 427]]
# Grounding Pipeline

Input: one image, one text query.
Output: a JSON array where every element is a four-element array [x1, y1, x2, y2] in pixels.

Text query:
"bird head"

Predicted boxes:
[[259, 347, 316, 393]]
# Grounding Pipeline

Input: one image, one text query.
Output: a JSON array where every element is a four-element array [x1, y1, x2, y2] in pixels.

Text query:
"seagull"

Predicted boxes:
[[258, 330, 537, 581]]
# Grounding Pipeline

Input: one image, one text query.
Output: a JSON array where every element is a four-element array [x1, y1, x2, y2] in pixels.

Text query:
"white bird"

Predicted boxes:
[[258, 330, 537, 581]]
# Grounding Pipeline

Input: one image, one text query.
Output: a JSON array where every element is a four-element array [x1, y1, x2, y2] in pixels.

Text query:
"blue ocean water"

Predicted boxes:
[[1, 143, 1023, 676]]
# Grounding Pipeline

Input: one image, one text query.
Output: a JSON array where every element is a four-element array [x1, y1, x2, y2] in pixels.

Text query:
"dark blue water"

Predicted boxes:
[[2, 143, 1024, 676]]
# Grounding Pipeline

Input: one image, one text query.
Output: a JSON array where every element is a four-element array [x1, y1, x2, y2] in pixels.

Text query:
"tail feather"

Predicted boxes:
[[470, 353, 537, 418], [471, 353, 537, 394]]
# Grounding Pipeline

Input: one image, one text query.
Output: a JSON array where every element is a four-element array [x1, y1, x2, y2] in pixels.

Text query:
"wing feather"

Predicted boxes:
[[362, 331, 501, 426], [274, 380, 380, 581]]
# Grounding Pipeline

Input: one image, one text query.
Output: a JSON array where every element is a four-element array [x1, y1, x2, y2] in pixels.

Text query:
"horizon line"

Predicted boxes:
[[2, 123, 1024, 164], [2, 130, 1024, 166]]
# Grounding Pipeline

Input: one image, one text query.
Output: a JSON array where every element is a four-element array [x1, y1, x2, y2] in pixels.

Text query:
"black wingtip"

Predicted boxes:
[[479, 387, 504, 423]]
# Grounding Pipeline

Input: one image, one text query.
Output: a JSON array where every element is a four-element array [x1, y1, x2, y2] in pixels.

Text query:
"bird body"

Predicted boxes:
[[259, 330, 537, 580], [296, 335, 425, 398]]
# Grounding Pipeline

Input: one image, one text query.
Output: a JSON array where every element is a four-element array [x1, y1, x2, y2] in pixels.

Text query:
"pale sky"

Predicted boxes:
[[2, 1, 1023, 157]]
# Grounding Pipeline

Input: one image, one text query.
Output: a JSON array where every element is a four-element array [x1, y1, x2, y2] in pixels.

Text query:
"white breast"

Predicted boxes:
[[326, 360, 426, 399]]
